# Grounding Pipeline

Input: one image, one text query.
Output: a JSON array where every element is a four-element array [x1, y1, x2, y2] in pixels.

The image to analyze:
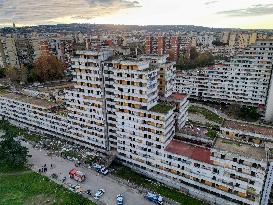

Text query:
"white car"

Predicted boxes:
[[93, 163, 102, 172], [117, 194, 124, 205], [94, 189, 105, 199], [100, 167, 109, 175]]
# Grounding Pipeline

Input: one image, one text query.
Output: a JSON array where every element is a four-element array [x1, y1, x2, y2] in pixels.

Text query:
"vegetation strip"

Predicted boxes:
[[112, 164, 208, 205], [188, 105, 223, 124]]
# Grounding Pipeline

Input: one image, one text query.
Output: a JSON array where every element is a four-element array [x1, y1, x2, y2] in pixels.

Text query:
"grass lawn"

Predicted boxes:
[[0, 168, 96, 205], [23, 134, 42, 143], [188, 105, 223, 124], [112, 164, 207, 205]]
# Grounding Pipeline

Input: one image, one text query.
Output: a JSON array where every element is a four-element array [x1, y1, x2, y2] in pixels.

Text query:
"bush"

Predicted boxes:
[[239, 107, 260, 121], [207, 128, 219, 139]]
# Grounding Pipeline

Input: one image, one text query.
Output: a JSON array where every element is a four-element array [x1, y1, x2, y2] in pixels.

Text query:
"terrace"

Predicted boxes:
[[165, 139, 212, 164], [32, 82, 74, 92], [214, 138, 266, 161], [1, 93, 59, 109], [50, 106, 70, 117], [168, 92, 188, 102], [143, 66, 157, 72], [150, 103, 174, 114], [0, 88, 8, 96], [178, 123, 216, 139], [223, 120, 273, 137]]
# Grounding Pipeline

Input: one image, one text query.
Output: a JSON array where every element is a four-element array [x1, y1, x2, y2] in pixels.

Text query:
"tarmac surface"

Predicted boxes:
[[21, 140, 154, 205]]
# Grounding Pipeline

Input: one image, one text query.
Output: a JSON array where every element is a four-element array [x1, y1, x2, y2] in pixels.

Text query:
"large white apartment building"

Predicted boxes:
[[0, 92, 70, 141], [66, 50, 114, 152], [176, 40, 273, 122], [1, 49, 273, 205]]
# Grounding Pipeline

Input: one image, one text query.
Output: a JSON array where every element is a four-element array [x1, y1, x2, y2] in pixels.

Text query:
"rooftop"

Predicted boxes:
[[143, 66, 158, 72], [223, 120, 273, 137], [1, 92, 58, 109], [165, 139, 212, 164], [179, 124, 210, 138], [214, 138, 266, 161], [168, 92, 188, 102], [0, 88, 8, 96], [33, 82, 74, 92], [150, 103, 173, 114]]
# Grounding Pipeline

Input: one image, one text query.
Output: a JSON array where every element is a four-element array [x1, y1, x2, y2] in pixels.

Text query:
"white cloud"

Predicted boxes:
[[217, 4, 273, 17], [0, 0, 140, 25]]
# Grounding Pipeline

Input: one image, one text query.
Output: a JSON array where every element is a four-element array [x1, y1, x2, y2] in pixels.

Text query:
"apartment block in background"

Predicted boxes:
[[145, 35, 180, 62], [176, 40, 273, 122], [0, 35, 20, 68]]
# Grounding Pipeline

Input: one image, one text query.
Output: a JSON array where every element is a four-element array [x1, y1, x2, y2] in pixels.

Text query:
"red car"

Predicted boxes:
[[69, 169, 86, 182]]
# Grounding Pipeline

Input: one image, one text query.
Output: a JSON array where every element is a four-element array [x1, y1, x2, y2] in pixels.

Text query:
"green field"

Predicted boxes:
[[0, 169, 96, 205], [113, 164, 207, 205]]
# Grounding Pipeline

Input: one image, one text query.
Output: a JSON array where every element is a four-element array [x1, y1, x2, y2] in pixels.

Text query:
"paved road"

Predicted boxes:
[[21, 141, 154, 205]]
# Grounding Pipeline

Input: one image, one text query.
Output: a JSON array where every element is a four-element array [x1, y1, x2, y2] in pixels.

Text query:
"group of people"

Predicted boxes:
[[38, 163, 53, 173]]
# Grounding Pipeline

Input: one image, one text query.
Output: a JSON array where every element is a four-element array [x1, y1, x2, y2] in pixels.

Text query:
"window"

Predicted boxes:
[[252, 163, 257, 168], [230, 174, 235, 178], [194, 163, 200, 168], [239, 159, 244, 164]]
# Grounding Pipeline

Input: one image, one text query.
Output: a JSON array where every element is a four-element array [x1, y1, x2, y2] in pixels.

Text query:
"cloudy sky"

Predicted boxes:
[[0, 0, 273, 28]]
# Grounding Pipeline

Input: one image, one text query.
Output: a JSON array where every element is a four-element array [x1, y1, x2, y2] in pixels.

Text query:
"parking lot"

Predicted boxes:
[[21, 140, 154, 205]]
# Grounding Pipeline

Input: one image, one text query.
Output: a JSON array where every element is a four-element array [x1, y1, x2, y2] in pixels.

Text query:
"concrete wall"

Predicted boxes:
[[265, 69, 273, 122]]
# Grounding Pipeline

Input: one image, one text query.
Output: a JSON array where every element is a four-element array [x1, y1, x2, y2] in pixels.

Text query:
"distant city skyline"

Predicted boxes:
[[0, 0, 273, 29]]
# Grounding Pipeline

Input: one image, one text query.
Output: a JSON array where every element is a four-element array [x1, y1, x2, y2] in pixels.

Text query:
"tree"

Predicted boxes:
[[239, 106, 260, 121], [190, 47, 198, 60], [5, 66, 20, 82], [19, 65, 28, 84], [176, 48, 215, 70], [0, 130, 30, 169], [212, 41, 228, 47], [0, 67, 5, 78], [33, 54, 66, 82], [195, 52, 214, 67]]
